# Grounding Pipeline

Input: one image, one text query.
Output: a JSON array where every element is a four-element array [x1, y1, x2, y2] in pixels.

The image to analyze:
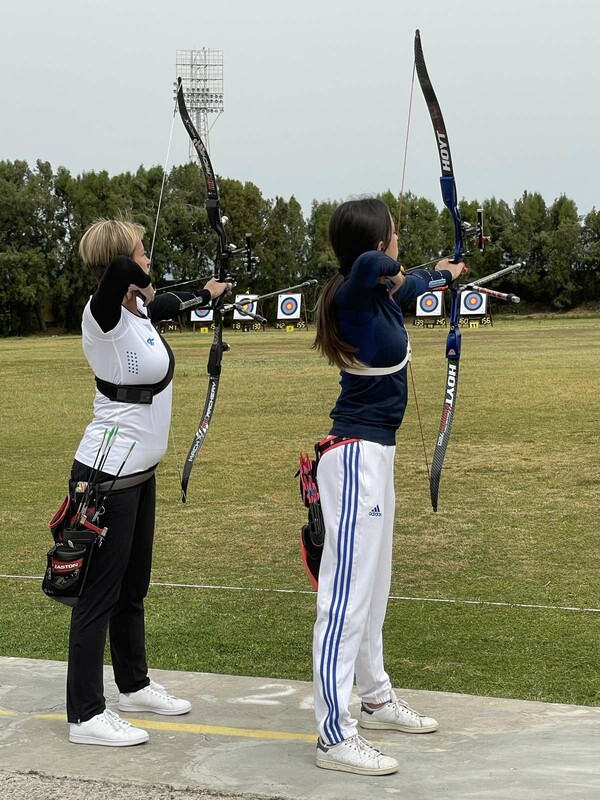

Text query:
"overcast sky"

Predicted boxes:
[[2, 0, 598, 218]]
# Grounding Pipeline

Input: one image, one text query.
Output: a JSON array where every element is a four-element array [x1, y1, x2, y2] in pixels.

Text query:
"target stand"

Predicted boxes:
[[190, 307, 215, 332], [458, 290, 492, 327], [275, 293, 307, 330], [156, 318, 182, 333], [232, 295, 264, 331]]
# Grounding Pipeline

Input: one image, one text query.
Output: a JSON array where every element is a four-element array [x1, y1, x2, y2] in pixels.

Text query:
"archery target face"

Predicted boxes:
[[233, 294, 258, 320], [460, 291, 488, 315], [277, 293, 301, 319], [416, 291, 444, 317], [191, 307, 214, 321]]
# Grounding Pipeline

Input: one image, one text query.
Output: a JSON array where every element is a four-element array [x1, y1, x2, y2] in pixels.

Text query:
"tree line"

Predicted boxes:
[[1, 158, 599, 334]]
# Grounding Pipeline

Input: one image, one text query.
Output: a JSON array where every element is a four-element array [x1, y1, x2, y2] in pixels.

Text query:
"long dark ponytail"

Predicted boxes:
[[313, 198, 393, 369]]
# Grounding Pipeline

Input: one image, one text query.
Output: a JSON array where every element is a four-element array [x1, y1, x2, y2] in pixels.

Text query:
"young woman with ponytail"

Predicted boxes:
[[311, 197, 465, 776]]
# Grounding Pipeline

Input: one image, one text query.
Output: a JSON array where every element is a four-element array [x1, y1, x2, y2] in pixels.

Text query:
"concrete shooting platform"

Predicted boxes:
[[0, 656, 599, 800]]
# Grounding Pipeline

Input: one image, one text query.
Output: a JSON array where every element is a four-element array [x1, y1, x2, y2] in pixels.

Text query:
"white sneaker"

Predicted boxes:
[[69, 709, 149, 746], [118, 679, 192, 716], [360, 690, 438, 733], [316, 734, 399, 775]]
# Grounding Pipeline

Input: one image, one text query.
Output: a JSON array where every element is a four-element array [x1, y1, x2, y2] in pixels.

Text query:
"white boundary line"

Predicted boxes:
[[3, 574, 600, 614]]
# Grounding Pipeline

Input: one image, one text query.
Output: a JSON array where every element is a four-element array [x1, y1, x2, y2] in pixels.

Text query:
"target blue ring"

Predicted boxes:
[[281, 297, 299, 316], [419, 293, 440, 313], [238, 298, 256, 317], [465, 292, 483, 311]]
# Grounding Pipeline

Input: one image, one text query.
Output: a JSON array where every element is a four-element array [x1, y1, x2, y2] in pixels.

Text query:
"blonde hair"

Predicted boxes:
[[79, 218, 145, 279]]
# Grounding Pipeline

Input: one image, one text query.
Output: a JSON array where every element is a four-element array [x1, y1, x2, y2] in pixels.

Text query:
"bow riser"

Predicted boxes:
[[446, 300, 461, 357]]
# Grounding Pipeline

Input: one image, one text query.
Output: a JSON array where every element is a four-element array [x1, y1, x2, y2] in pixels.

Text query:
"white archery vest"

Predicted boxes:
[[74, 298, 173, 475]]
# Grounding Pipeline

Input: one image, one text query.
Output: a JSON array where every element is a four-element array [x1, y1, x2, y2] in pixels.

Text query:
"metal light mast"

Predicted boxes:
[[175, 48, 224, 159]]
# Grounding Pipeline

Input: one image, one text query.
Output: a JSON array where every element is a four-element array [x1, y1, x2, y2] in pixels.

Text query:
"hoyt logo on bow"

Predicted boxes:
[[436, 132, 451, 174]]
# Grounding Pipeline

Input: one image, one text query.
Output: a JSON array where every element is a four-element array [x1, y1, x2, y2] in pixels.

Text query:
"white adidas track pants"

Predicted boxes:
[[313, 439, 395, 743]]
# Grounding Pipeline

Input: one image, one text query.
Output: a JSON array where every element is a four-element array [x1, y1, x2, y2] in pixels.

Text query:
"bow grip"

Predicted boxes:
[[445, 324, 461, 360]]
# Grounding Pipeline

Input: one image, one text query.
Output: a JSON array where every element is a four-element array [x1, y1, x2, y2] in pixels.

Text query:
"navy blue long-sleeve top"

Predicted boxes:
[[329, 250, 452, 445]]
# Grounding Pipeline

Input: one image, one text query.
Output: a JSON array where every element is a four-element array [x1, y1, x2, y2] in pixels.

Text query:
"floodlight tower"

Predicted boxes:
[[175, 48, 224, 159]]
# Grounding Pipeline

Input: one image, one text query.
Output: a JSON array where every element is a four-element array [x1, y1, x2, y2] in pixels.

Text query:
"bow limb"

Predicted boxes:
[[414, 29, 464, 512], [176, 78, 229, 503]]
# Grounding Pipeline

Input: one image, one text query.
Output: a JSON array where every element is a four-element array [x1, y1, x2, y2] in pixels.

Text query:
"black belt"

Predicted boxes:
[[95, 467, 156, 493]]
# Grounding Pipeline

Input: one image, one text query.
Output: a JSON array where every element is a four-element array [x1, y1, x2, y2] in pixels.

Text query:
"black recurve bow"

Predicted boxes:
[[176, 78, 253, 503]]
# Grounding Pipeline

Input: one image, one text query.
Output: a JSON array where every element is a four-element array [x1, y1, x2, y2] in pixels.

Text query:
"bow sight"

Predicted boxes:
[[465, 208, 490, 254], [403, 208, 490, 276]]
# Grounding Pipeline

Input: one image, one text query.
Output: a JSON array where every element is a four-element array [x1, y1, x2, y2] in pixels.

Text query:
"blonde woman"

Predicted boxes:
[[66, 219, 229, 746]]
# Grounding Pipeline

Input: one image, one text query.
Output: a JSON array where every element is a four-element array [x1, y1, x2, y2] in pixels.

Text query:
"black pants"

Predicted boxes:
[[67, 461, 156, 723]]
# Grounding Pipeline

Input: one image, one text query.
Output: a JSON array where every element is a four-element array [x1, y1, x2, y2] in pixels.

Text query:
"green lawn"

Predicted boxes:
[[1, 317, 598, 705]]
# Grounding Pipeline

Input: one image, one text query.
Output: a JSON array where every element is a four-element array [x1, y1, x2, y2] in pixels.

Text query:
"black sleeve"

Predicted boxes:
[[147, 290, 212, 323], [90, 256, 152, 333]]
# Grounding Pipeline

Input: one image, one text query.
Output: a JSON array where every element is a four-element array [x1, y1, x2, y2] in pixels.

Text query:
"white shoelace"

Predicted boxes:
[[149, 680, 176, 701], [385, 693, 420, 721], [347, 734, 384, 756], [395, 699, 418, 718], [103, 709, 133, 731]]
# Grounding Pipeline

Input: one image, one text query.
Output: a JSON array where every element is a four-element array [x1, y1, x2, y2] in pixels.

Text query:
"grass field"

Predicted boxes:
[[1, 317, 599, 706]]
